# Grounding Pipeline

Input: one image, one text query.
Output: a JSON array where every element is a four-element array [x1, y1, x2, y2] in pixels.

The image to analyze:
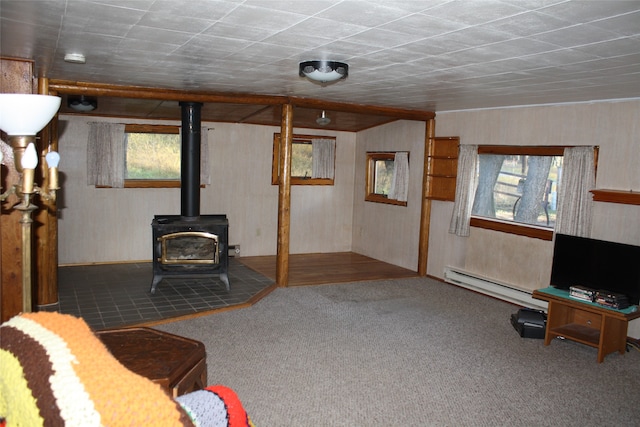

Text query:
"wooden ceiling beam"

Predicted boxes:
[[288, 96, 435, 121], [49, 79, 436, 122], [48, 80, 286, 106]]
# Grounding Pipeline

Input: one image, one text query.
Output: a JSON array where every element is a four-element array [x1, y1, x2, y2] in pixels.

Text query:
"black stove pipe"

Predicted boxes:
[[179, 101, 202, 219]]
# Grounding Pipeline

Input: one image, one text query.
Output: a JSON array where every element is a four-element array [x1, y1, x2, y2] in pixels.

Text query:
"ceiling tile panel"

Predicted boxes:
[[0, 0, 638, 120], [220, 4, 308, 31], [314, 0, 416, 26], [588, 10, 640, 37], [64, 0, 146, 35], [343, 28, 426, 49], [148, 0, 238, 20], [420, 0, 528, 26], [378, 13, 467, 38], [539, 1, 640, 24], [488, 10, 576, 37]]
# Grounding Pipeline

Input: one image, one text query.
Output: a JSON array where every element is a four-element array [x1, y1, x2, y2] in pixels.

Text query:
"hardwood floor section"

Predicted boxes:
[[237, 252, 418, 286]]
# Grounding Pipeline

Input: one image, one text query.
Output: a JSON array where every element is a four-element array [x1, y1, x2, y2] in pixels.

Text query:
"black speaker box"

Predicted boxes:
[[511, 308, 547, 339]]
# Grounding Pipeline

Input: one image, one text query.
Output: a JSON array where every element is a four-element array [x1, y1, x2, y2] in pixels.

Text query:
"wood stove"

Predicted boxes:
[[150, 101, 230, 294], [150, 214, 229, 293]]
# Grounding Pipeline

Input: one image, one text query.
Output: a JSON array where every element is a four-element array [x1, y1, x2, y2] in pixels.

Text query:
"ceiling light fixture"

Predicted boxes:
[[316, 110, 331, 126], [64, 53, 86, 64], [67, 95, 97, 112], [299, 60, 348, 83]]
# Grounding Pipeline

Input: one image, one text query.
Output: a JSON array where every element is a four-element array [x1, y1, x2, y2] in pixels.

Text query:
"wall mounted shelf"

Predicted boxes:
[[426, 137, 458, 201], [590, 189, 640, 206]]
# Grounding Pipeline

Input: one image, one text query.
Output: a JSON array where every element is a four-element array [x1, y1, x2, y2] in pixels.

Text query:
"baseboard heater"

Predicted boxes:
[[443, 266, 547, 311]]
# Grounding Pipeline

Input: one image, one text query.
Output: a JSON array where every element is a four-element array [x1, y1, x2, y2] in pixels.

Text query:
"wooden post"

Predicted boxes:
[[35, 77, 59, 306], [418, 118, 436, 276], [276, 103, 293, 287], [0, 58, 33, 321]]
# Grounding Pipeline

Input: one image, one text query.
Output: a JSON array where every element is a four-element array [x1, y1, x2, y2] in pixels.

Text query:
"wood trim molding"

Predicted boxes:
[[470, 217, 553, 241], [591, 189, 640, 205], [477, 146, 565, 156], [125, 124, 179, 134]]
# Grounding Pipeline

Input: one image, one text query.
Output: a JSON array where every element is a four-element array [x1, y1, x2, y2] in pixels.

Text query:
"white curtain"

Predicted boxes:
[[449, 145, 478, 237], [388, 151, 409, 202], [555, 146, 595, 237], [87, 122, 126, 188], [311, 138, 335, 179]]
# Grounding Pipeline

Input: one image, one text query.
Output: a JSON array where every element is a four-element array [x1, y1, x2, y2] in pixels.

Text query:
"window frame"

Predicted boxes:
[[271, 133, 336, 186], [470, 145, 597, 241], [365, 151, 408, 207], [123, 124, 181, 188]]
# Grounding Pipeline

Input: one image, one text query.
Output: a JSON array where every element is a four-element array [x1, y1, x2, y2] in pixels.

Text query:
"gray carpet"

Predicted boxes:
[[155, 277, 640, 426]]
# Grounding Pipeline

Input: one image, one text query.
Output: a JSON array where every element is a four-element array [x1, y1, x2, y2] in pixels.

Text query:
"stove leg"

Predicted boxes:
[[220, 273, 230, 291], [150, 275, 163, 294]]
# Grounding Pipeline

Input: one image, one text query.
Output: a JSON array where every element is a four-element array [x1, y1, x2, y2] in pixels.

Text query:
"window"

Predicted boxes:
[[272, 134, 335, 185], [365, 152, 408, 206], [470, 146, 564, 239], [124, 124, 181, 188]]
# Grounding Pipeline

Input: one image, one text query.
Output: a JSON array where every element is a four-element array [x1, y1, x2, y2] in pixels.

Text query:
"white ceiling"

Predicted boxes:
[[1, 0, 640, 112]]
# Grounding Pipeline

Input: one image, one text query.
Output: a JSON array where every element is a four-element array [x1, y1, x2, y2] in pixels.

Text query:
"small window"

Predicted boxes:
[[272, 134, 335, 185], [365, 152, 408, 206], [125, 124, 181, 188]]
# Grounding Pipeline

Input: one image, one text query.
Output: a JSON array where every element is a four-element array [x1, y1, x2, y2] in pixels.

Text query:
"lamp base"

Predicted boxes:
[[16, 197, 36, 313]]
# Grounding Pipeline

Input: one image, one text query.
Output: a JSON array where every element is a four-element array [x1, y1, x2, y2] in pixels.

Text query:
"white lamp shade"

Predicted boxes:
[[0, 94, 61, 135]]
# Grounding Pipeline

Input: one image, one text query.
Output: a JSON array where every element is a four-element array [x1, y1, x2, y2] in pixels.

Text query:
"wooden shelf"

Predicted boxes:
[[550, 323, 600, 346], [591, 189, 640, 205], [426, 137, 458, 201]]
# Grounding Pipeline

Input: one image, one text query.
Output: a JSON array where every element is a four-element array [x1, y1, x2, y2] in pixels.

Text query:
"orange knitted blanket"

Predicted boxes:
[[1, 312, 196, 426]]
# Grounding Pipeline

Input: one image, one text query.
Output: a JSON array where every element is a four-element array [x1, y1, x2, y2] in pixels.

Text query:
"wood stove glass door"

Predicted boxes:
[[158, 231, 219, 265]]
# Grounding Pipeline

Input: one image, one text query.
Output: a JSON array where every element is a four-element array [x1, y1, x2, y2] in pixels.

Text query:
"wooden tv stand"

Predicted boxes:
[[532, 288, 640, 363]]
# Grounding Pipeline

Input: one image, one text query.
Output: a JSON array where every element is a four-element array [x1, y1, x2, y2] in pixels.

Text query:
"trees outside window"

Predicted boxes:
[[470, 146, 565, 237]]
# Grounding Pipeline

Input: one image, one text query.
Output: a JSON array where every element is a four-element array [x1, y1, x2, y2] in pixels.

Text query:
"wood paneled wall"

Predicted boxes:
[[1, 58, 32, 321]]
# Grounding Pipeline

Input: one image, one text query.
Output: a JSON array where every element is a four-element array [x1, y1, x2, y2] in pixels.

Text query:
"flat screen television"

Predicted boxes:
[[550, 233, 640, 305]]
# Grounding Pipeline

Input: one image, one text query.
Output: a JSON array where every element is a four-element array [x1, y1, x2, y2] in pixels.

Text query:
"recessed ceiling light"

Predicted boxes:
[[64, 53, 86, 64]]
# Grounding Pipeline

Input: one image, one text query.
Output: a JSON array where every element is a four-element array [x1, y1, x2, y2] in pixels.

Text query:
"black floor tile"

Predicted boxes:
[[40, 258, 274, 331]]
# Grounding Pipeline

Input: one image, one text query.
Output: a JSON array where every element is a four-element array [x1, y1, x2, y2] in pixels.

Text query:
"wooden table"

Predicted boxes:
[[97, 327, 207, 397], [533, 287, 640, 363]]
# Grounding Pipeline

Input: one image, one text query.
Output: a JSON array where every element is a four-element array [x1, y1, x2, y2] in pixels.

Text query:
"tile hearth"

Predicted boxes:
[[41, 258, 274, 331]]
